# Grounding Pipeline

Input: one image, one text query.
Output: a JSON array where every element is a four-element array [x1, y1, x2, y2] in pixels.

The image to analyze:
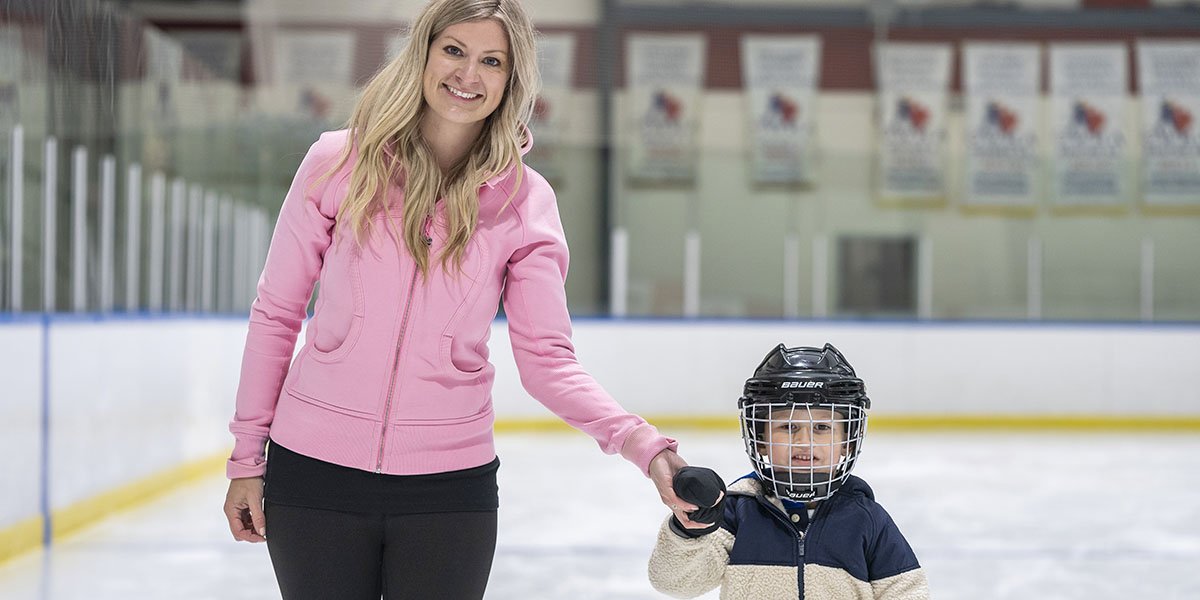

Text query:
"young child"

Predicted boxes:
[[648, 343, 929, 599]]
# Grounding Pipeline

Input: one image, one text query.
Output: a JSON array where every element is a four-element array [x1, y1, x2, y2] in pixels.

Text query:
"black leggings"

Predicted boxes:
[[264, 501, 497, 600]]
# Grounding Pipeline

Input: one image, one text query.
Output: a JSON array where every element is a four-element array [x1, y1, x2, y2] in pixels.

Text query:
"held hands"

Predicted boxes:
[[223, 477, 267, 542], [668, 466, 726, 538], [648, 449, 718, 534]]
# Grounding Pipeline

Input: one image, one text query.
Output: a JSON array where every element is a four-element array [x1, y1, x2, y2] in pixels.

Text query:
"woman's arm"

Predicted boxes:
[[226, 131, 345, 479], [500, 168, 676, 476]]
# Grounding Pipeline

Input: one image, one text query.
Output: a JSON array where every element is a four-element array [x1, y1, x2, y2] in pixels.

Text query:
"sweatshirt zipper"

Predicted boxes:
[[375, 214, 434, 473]]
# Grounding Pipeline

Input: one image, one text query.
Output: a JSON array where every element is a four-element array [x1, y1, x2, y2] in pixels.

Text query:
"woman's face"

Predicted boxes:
[[759, 407, 847, 471], [421, 19, 510, 130]]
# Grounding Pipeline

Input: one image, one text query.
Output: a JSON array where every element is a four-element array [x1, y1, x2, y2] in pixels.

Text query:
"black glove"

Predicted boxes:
[[668, 466, 726, 538]]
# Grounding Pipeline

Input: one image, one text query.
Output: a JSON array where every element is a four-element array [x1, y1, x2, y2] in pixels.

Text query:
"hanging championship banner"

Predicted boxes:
[[626, 33, 705, 185], [740, 35, 821, 187], [1137, 40, 1200, 209], [526, 32, 575, 186], [874, 42, 952, 206], [1049, 43, 1129, 210], [963, 43, 1041, 212]]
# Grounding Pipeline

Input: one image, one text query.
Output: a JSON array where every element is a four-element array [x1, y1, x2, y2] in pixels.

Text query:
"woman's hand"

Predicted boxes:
[[223, 477, 267, 542], [647, 448, 708, 530]]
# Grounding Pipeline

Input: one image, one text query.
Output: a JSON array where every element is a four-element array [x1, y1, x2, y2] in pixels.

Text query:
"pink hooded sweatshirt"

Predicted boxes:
[[227, 129, 676, 479]]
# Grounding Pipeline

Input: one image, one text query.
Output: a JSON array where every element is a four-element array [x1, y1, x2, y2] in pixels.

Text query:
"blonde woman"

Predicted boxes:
[[220, 0, 701, 597]]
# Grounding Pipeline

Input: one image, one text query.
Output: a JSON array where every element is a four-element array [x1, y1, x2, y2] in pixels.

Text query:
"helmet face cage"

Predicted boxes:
[[740, 399, 867, 502]]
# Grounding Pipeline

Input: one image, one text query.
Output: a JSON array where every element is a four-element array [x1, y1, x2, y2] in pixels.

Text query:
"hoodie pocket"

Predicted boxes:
[[308, 240, 365, 363]]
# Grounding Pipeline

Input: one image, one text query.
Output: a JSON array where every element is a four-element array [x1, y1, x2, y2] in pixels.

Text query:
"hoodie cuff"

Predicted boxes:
[[226, 435, 268, 479], [620, 424, 678, 477]]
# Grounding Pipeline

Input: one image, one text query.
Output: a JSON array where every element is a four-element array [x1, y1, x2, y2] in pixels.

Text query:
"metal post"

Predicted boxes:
[[42, 138, 57, 313], [71, 146, 88, 313], [168, 178, 185, 311], [124, 164, 142, 311], [683, 230, 701, 317], [201, 191, 216, 313], [9, 125, 24, 311], [1140, 238, 1155, 322], [148, 173, 165, 312], [609, 227, 628, 317], [99, 155, 116, 312], [918, 236, 933, 320], [186, 184, 203, 312], [232, 204, 246, 312], [219, 196, 234, 313]]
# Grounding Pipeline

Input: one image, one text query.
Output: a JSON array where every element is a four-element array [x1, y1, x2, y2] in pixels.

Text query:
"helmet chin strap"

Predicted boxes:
[[762, 467, 836, 502]]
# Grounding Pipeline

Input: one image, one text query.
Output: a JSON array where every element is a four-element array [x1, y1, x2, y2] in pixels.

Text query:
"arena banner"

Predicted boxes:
[[963, 43, 1042, 212], [1136, 40, 1200, 210], [874, 42, 952, 206], [625, 33, 706, 185], [740, 35, 821, 187], [1049, 43, 1129, 210], [273, 30, 356, 122], [526, 32, 575, 186]]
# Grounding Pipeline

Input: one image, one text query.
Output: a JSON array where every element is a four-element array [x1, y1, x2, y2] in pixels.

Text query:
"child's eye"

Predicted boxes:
[[444, 45, 463, 56], [813, 423, 832, 433], [483, 56, 502, 67]]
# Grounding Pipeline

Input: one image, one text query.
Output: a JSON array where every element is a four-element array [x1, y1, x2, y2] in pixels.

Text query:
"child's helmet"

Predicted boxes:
[[739, 343, 870, 502]]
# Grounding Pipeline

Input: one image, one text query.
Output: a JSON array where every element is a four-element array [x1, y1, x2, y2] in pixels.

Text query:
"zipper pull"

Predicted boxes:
[[422, 214, 433, 246]]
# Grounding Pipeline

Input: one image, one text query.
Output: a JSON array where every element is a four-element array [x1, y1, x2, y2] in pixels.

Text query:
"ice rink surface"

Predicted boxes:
[[1, 430, 1198, 599]]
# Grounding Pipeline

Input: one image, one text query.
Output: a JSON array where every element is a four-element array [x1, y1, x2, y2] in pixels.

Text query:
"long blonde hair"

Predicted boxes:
[[332, 0, 540, 275]]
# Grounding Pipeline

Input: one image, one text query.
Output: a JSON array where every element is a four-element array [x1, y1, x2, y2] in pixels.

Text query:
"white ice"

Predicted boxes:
[[1, 430, 1198, 599]]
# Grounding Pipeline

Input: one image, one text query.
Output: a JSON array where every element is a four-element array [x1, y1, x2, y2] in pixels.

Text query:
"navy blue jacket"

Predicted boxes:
[[648, 473, 928, 599]]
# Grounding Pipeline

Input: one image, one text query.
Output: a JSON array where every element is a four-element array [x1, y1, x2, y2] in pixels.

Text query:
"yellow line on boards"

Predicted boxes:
[[0, 516, 43, 566], [51, 452, 228, 542], [0, 452, 228, 567]]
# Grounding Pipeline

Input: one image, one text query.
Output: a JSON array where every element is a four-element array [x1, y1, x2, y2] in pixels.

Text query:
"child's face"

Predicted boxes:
[[758, 407, 847, 471]]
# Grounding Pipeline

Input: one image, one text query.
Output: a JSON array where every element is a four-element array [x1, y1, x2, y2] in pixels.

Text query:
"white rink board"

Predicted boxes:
[[3, 317, 1199, 548], [45, 318, 245, 511], [0, 321, 44, 530], [488, 319, 1200, 418]]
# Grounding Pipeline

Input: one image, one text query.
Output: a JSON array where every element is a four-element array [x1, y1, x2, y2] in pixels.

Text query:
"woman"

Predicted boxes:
[[221, 1, 701, 597]]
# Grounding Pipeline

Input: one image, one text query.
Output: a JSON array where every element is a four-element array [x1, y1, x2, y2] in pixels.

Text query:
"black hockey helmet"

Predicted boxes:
[[738, 343, 870, 502]]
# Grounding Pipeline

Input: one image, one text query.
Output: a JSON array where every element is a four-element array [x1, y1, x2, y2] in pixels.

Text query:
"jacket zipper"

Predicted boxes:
[[375, 214, 434, 473], [759, 496, 811, 599]]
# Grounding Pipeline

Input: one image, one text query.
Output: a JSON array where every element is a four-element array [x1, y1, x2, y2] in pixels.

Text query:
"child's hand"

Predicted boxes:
[[668, 466, 726, 538]]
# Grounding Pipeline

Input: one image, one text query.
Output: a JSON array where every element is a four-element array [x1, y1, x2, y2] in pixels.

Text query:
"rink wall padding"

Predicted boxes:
[[2, 316, 1199, 564]]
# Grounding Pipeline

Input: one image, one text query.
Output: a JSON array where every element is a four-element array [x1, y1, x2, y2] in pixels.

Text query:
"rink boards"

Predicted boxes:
[[2, 315, 1199, 563]]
